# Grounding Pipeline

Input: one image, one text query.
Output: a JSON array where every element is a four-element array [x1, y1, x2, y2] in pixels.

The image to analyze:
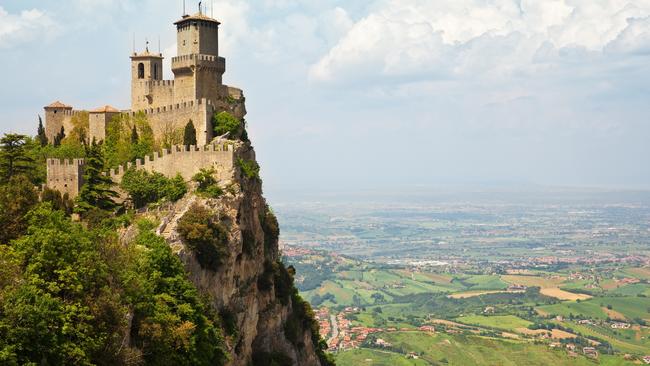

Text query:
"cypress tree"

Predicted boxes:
[[37, 115, 48, 146], [75, 140, 118, 214], [130, 125, 139, 144], [183, 120, 197, 146]]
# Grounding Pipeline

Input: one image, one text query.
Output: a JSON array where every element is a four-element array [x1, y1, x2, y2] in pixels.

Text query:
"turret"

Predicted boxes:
[[130, 46, 164, 110], [172, 12, 226, 102]]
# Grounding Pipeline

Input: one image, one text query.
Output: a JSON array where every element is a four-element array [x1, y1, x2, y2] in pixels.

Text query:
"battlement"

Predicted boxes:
[[108, 143, 235, 182], [46, 158, 86, 198], [49, 109, 85, 117], [172, 54, 225, 72], [125, 98, 213, 117], [142, 80, 175, 87]]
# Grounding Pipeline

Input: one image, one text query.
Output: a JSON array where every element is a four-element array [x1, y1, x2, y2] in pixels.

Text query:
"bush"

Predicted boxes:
[[213, 111, 242, 139], [260, 206, 279, 255], [237, 158, 260, 181], [177, 204, 229, 270], [192, 168, 223, 198], [121, 169, 187, 208]]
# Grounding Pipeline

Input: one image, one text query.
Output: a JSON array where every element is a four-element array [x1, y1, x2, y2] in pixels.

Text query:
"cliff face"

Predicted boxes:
[[155, 142, 324, 366]]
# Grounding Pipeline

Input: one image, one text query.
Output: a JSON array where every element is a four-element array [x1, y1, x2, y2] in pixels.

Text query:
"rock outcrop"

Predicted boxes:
[[154, 141, 327, 366]]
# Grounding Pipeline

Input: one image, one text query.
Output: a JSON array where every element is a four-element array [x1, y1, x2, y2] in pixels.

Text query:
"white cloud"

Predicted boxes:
[[0, 6, 59, 48], [309, 0, 650, 83]]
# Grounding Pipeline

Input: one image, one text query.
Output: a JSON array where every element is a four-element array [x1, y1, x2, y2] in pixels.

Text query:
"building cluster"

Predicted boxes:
[[44, 10, 246, 198]]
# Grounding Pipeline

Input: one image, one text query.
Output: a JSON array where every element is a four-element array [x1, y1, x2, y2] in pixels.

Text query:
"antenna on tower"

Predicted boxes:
[[199, 1, 202, 14], [183, 0, 186, 15], [145, 37, 149, 53], [211, 0, 214, 18], [132, 33, 136, 54], [158, 36, 161, 54]]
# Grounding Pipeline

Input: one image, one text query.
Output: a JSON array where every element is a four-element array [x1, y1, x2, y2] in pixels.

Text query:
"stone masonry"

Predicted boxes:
[[44, 10, 244, 147]]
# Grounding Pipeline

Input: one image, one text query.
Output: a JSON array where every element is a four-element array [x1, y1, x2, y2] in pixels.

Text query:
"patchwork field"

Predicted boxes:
[[456, 315, 533, 331], [540, 287, 591, 301], [335, 332, 636, 366]]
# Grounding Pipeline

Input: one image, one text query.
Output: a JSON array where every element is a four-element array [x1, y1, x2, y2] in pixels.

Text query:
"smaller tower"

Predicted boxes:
[[44, 101, 73, 143], [89, 105, 120, 142], [130, 43, 164, 110]]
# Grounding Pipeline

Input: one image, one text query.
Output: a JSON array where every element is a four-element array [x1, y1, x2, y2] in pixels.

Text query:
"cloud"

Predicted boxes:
[[309, 0, 650, 83], [0, 6, 60, 48]]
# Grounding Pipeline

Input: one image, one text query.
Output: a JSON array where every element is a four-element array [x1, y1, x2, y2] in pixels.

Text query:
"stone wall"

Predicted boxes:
[[46, 143, 236, 199], [89, 111, 120, 142], [46, 158, 85, 198], [128, 98, 215, 146], [108, 143, 235, 183], [44, 109, 81, 142]]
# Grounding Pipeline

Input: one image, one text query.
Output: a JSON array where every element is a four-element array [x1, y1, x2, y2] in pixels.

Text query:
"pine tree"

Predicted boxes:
[[0, 134, 35, 182], [75, 140, 118, 214], [130, 125, 139, 144], [37, 115, 48, 146], [183, 120, 197, 146]]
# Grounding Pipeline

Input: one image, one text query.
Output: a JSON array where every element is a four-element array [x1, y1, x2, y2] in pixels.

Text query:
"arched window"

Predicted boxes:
[[138, 63, 145, 79], [153, 64, 158, 80]]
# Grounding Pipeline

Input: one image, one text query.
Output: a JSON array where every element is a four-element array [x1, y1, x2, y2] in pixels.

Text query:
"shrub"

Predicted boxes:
[[121, 169, 187, 208], [192, 168, 223, 198], [213, 111, 241, 139], [260, 206, 279, 255], [177, 204, 229, 270], [237, 158, 260, 181]]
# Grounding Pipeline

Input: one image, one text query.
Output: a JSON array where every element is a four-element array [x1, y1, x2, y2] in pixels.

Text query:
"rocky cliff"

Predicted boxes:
[[149, 141, 331, 366]]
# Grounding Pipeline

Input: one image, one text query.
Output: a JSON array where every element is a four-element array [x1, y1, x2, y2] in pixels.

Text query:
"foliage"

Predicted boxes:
[[75, 141, 118, 214], [103, 112, 155, 169], [130, 223, 228, 365], [251, 352, 293, 366], [121, 169, 187, 208], [62, 111, 89, 146], [53, 126, 65, 147], [0, 134, 35, 182], [260, 205, 279, 256], [237, 158, 260, 181], [212, 111, 243, 140], [0, 205, 228, 365], [36, 115, 48, 146], [177, 204, 229, 271], [0, 175, 39, 244], [184, 120, 197, 146], [41, 187, 74, 215], [192, 168, 224, 198]]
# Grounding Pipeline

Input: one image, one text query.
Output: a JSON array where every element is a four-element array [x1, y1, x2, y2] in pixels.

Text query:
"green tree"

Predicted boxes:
[[184, 120, 197, 146], [0, 134, 34, 181], [130, 124, 139, 144], [177, 204, 229, 270], [213, 111, 242, 139], [121, 169, 187, 208], [75, 141, 118, 214], [53, 126, 65, 147], [36, 115, 48, 146], [0, 175, 39, 244]]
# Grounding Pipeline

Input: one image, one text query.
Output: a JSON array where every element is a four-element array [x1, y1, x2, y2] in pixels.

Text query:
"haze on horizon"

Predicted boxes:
[[1, 0, 649, 196]]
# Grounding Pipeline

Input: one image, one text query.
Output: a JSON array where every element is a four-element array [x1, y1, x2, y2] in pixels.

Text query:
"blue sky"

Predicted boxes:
[[1, 0, 649, 196]]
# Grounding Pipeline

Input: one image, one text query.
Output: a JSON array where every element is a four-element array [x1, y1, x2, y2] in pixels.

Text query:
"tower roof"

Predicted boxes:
[[90, 105, 120, 113], [174, 12, 220, 26], [45, 101, 72, 109]]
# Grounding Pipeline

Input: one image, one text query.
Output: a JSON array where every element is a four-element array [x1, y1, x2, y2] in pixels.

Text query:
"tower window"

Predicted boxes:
[[153, 64, 158, 79], [138, 63, 145, 79]]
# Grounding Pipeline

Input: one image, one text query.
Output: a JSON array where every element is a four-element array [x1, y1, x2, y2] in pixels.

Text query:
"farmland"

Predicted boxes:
[[278, 194, 650, 364]]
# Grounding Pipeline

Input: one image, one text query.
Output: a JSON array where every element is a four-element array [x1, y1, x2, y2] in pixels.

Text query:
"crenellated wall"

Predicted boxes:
[[45, 143, 236, 199], [46, 158, 86, 198], [130, 98, 215, 146], [108, 143, 235, 183]]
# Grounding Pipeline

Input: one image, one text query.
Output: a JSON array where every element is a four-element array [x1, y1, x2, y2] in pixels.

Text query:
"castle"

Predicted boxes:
[[45, 9, 246, 198], [44, 9, 245, 147]]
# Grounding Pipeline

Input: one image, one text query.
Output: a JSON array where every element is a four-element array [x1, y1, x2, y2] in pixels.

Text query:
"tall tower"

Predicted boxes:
[[130, 45, 164, 110], [172, 11, 226, 103]]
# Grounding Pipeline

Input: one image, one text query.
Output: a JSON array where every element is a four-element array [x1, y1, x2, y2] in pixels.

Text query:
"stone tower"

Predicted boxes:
[[43, 101, 73, 142], [172, 12, 226, 104], [130, 47, 164, 111]]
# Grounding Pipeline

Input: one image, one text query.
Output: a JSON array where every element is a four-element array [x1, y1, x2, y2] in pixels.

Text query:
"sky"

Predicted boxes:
[[1, 0, 649, 198]]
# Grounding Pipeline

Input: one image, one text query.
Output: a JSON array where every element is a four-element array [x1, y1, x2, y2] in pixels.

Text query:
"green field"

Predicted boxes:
[[456, 315, 533, 331], [537, 300, 608, 320], [336, 332, 636, 366]]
